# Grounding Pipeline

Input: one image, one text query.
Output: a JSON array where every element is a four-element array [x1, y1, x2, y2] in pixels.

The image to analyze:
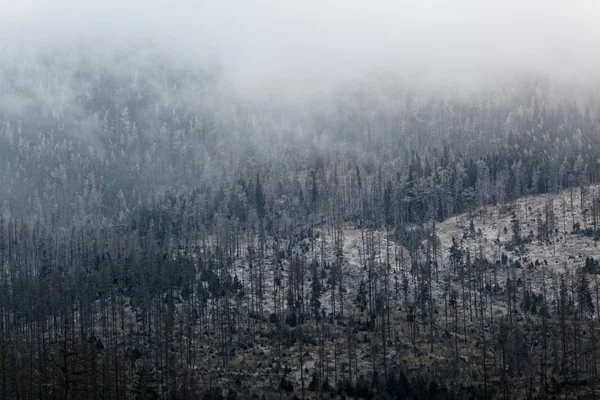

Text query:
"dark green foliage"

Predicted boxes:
[[578, 269, 594, 316], [133, 366, 159, 400], [355, 375, 373, 399], [356, 280, 368, 313], [226, 389, 238, 400], [279, 376, 294, 393], [285, 312, 298, 327], [308, 372, 319, 392], [204, 387, 225, 400], [585, 256, 599, 274]]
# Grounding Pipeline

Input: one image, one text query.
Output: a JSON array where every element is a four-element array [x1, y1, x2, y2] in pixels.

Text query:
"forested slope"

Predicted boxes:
[[1, 44, 600, 399]]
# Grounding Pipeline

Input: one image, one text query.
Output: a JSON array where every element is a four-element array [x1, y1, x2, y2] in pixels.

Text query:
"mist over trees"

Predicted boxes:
[[2, 1, 600, 398], [1, 43, 599, 230]]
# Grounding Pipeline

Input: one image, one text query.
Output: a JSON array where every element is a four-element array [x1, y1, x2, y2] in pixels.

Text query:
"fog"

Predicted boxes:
[[3, 0, 600, 96], [4, 4, 600, 398]]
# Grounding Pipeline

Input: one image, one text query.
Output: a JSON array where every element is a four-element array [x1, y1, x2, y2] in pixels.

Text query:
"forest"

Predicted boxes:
[[1, 30, 600, 399]]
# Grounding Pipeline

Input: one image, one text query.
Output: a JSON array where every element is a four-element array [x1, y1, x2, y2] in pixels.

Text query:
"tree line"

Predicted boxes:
[[0, 45, 600, 398]]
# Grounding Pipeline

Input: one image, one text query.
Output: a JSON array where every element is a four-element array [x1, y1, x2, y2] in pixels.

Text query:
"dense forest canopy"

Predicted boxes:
[[2, 1, 600, 399], [1, 41, 599, 230]]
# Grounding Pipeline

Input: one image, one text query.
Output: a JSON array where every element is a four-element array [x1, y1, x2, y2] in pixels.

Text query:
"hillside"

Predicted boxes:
[[176, 184, 600, 398], [1, 36, 600, 400]]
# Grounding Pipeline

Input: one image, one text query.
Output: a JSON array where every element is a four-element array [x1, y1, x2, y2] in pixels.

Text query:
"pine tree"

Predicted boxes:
[[578, 269, 594, 318], [133, 366, 159, 400], [511, 212, 521, 245], [310, 259, 321, 322], [255, 174, 265, 219]]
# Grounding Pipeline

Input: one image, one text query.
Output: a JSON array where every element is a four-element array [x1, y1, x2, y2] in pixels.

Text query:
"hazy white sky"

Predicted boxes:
[[1, 0, 599, 88]]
